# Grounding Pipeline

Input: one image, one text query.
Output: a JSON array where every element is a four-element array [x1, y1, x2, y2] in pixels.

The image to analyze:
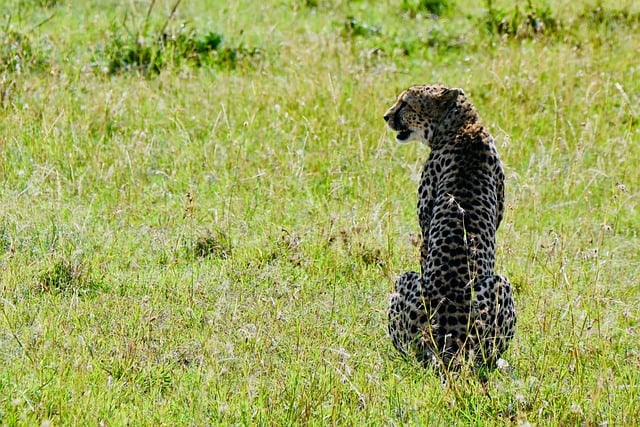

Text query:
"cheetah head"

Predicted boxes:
[[383, 84, 465, 146]]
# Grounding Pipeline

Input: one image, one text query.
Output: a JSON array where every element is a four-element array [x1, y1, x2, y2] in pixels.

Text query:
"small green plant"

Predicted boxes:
[[384, 26, 465, 60], [401, 0, 452, 17], [184, 229, 232, 260], [255, 230, 304, 267], [354, 244, 385, 268], [0, 29, 49, 74], [484, 0, 561, 39], [343, 16, 381, 38], [38, 255, 100, 294], [100, 26, 260, 75], [95, 0, 259, 75], [101, 30, 163, 75], [35, 0, 59, 8], [578, 2, 640, 30]]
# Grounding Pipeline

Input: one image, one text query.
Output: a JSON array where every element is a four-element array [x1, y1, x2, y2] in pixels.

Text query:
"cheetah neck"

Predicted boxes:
[[429, 105, 485, 150]]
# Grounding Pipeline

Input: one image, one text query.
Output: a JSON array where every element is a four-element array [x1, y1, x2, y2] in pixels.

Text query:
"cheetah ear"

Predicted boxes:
[[440, 87, 464, 108], [442, 87, 464, 100]]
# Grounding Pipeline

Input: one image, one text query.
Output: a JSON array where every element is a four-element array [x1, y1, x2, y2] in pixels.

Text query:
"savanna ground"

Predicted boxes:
[[0, 0, 639, 425]]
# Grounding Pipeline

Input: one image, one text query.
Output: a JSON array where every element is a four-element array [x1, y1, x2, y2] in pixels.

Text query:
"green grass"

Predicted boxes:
[[1, 0, 639, 424]]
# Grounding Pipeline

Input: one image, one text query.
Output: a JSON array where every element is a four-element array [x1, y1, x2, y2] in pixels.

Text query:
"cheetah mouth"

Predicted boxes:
[[396, 130, 412, 141]]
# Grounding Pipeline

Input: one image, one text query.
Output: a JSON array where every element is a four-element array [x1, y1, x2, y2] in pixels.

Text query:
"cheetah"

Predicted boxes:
[[384, 84, 516, 370]]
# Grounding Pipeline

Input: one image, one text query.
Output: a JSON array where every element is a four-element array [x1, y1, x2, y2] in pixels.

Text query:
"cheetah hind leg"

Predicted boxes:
[[472, 274, 516, 367], [388, 271, 427, 358]]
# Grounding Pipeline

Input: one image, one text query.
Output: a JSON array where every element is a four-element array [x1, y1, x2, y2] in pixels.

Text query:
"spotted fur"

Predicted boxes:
[[384, 84, 516, 369]]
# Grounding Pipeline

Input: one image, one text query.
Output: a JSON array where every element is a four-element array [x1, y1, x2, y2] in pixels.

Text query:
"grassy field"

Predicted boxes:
[[1, 0, 639, 425]]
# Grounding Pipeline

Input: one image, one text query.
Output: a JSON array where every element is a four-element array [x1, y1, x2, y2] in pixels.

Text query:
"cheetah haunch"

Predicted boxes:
[[384, 84, 516, 370]]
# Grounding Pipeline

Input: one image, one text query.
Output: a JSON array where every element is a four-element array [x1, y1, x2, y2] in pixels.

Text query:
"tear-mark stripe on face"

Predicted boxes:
[[396, 130, 413, 142]]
